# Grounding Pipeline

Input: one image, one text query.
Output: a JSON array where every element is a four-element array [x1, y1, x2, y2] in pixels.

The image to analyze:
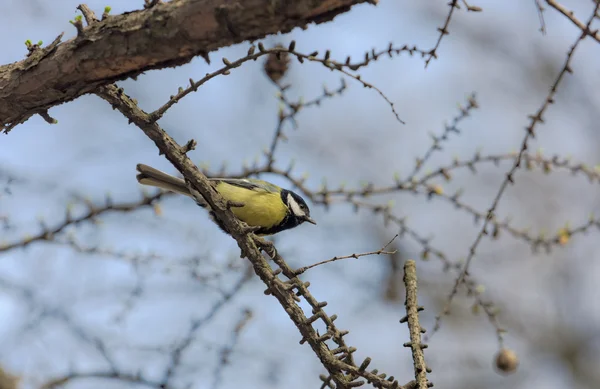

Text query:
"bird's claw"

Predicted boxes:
[[241, 223, 262, 234]]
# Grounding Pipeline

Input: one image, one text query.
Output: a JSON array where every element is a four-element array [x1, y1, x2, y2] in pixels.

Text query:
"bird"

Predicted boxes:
[[135, 163, 316, 235]]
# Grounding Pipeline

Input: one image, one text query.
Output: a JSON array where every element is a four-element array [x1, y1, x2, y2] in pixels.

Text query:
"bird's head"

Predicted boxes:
[[283, 190, 316, 226]]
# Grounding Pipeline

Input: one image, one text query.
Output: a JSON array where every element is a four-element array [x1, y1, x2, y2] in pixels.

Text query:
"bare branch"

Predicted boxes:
[[534, 0, 547, 34], [211, 308, 254, 389], [150, 43, 405, 125], [294, 234, 398, 275], [160, 269, 253, 387], [0, 193, 165, 253], [0, 0, 374, 133], [545, 0, 600, 43], [425, 0, 460, 67], [403, 93, 478, 183], [266, 79, 348, 168], [401, 260, 431, 389]]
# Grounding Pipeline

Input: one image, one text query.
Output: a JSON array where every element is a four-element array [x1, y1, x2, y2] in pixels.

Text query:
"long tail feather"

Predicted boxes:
[[136, 164, 192, 198]]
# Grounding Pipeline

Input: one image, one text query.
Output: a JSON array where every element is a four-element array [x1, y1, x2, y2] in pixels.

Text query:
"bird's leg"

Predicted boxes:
[[240, 223, 262, 234], [254, 236, 277, 258]]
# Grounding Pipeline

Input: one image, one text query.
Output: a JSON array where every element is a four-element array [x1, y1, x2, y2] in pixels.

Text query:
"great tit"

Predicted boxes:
[[136, 164, 316, 235]]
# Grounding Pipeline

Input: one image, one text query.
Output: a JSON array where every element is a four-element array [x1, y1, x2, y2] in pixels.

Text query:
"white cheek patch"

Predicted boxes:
[[287, 193, 305, 217]]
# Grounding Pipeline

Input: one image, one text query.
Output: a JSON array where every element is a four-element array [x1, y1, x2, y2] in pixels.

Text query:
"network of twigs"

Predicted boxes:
[[1, 1, 600, 389]]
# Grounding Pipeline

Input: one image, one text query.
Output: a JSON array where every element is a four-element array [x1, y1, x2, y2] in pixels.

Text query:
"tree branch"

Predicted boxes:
[[401, 260, 430, 389], [0, 0, 373, 133], [94, 84, 406, 388], [545, 0, 600, 43], [0, 192, 165, 253]]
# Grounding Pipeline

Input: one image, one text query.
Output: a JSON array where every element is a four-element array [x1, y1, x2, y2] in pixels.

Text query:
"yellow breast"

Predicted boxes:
[[215, 182, 287, 228]]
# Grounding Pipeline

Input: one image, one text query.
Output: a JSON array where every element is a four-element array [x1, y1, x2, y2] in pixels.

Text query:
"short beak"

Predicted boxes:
[[304, 216, 317, 225]]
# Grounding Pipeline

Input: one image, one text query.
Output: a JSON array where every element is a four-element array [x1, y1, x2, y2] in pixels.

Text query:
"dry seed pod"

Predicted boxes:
[[264, 44, 290, 83], [494, 348, 519, 374]]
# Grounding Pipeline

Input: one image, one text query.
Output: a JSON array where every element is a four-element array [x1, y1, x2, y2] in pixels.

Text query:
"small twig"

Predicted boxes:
[[159, 268, 252, 387], [461, 0, 483, 12], [212, 308, 253, 389], [403, 93, 477, 183], [534, 0, 547, 34], [546, 0, 600, 43], [266, 79, 347, 168], [328, 43, 430, 72], [0, 276, 118, 374], [182, 138, 197, 153], [0, 193, 165, 253], [340, 198, 506, 345], [425, 0, 460, 67], [37, 109, 58, 124], [70, 15, 85, 37], [294, 234, 398, 275], [76, 4, 99, 25], [401, 260, 430, 389]]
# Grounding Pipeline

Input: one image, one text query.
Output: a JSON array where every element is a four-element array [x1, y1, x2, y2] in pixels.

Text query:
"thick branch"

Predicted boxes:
[[0, 0, 373, 132]]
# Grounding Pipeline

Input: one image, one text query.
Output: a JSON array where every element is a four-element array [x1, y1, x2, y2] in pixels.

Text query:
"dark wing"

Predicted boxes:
[[209, 178, 280, 193]]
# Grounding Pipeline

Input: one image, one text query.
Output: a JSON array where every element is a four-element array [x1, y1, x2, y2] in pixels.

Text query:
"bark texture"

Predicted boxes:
[[0, 0, 373, 131]]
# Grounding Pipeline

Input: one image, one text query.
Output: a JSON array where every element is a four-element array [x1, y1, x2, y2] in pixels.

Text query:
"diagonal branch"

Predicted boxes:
[[94, 84, 407, 388], [95, 83, 360, 385], [545, 0, 600, 43], [0, 0, 374, 133]]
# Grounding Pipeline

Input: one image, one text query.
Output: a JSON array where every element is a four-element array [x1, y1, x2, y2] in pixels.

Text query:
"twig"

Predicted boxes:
[[461, 0, 483, 12], [401, 260, 430, 389], [546, 0, 600, 43], [294, 234, 398, 275], [211, 308, 253, 389], [403, 93, 477, 183], [160, 268, 252, 387], [425, 0, 460, 67], [339, 199, 506, 345], [0, 276, 117, 372], [331, 42, 430, 72], [266, 79, 347, 168], [0, 193, 165, 253], [76, 4, 99, 25], [534, 0, 547, 34], [150, 43, 405, 125]]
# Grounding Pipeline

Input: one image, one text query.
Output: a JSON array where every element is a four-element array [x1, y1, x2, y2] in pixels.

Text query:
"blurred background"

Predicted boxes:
[[1, 0, 600, 388]]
